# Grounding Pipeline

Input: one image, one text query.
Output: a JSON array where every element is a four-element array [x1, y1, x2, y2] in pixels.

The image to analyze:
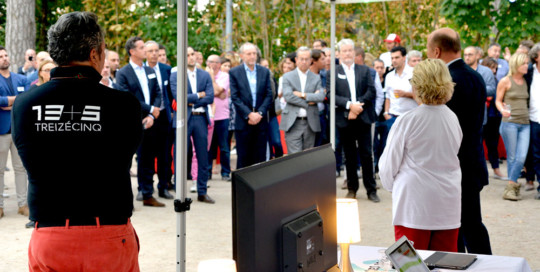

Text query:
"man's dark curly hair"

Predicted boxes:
[[47, 11, 104, 66]]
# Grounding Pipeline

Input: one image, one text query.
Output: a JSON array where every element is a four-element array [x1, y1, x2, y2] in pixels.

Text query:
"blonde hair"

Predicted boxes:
[[508, 52, 528, 76], [409, 58, 455, 105], [37, 59, 56, 85]]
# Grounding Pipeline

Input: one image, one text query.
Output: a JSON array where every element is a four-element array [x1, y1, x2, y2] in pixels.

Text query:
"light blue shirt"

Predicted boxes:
[[244, 63, 257, 108], [495, 58, 509, 83], [476, 64, 496, 97], [130, 59, 154, 114]]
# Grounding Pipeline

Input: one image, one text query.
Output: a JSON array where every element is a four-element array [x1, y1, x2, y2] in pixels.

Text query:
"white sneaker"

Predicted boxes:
[[190, 181, 197, 193], [1, 193, 8, 198]]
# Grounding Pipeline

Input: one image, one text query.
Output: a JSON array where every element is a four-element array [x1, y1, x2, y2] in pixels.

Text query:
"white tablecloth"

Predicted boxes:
[[348, 245, 532, 272]]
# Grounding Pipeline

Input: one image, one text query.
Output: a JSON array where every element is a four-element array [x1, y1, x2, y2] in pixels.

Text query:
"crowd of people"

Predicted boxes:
[[0, 10, 539, 270]]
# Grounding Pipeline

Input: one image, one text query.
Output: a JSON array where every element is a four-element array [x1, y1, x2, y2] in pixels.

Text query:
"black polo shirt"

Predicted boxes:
[[12, 65, 142, 221]]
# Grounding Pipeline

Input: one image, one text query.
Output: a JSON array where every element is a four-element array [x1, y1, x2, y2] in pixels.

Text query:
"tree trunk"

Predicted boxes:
[[259, 0, 271, 61], [6, 0, 36, 73]]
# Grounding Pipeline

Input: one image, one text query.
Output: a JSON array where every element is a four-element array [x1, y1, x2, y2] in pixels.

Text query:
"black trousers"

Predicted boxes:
[[338, 120, 377, 195], [457, 185, 492, 254], [235, 121, 268, 169], [154, 110, 173, 191], [483, 116, 502, 169]]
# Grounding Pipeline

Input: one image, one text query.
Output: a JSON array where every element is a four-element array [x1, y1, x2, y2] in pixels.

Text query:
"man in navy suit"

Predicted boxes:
[[327, 39, 379, 203], [144, 40, 174, 199], [0, 46, 30, 219], [170, 47, 215, 203], [427, 28, 491, 254], [230, 42, 273, 169], [116, 36, 164, 207]]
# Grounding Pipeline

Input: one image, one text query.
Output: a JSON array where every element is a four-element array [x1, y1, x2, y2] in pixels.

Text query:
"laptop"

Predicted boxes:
[[424, 251, 477, 270], [385, 236, 431, 272]]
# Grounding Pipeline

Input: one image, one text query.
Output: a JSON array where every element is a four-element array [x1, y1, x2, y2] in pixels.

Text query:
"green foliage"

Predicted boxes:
[[0, 0, 5, 47], [441, 0, 540, 50]]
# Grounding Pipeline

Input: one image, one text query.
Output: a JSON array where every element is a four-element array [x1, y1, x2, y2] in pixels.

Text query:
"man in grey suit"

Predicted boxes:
[[280, 47, 325, 154]]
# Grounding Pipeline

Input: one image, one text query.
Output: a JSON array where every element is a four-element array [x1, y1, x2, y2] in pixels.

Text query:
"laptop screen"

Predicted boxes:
[[385, 236, 430, 272]]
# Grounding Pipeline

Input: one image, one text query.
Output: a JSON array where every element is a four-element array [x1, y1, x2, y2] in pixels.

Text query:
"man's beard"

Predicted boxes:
[[0, 64, 9, 70]]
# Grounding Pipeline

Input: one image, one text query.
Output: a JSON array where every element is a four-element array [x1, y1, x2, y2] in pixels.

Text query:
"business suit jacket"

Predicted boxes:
[[229, 64, 273, 131], [116, 63, 161, 117], [0, 72, 29, 134], [326, 64, 376, 128], [446, 59, 488, 191], [279, 69, 325, 132], [170, 68, 214, 126]]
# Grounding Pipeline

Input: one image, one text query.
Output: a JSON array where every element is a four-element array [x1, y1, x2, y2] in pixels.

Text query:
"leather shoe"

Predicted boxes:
[[25, 220, 35, 228], [345, 190, 356, 199], [197, 194, 215, 204], [143, 197, 165, 207], [159, 190, 174, 199], [18, 205, 29, 216], [136, 191, 143, 201], [368, 192, 380, 203]]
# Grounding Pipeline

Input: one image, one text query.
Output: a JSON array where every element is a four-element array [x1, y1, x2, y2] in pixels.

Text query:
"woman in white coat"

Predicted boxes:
[[379, 58, 463, 252]]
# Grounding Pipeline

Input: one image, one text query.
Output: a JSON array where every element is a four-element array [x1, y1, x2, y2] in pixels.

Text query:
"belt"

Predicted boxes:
[[191, 112, 205, 115], [36, 217, 129, 228], [297, 117, 308, 120]]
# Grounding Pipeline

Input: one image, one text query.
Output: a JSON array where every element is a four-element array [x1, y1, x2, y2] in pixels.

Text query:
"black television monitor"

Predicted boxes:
[[232, 145, 338, 272]]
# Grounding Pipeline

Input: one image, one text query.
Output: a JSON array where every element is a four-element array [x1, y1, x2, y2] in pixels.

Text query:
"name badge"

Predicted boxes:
[[148, 73, 157, 79], [17, 86, 25, 92], [164, 80, 168, 86], [338, 74, 347, 80]]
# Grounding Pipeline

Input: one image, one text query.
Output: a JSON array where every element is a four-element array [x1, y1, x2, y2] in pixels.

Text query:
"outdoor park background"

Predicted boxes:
[[0, 0, 539, 75]]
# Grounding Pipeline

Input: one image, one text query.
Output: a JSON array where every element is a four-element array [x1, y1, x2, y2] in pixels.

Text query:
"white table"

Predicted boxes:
[[348, 245, 532, 272]]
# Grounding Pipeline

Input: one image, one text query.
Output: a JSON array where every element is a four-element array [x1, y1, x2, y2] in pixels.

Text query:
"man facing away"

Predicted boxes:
[[279, 46, 325, 153], [12, 11, 142, 270], [427, 28, 491, 255]]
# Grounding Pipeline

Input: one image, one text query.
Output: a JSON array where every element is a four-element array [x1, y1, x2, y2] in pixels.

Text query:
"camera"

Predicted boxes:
[[29, 56, 33, 61]]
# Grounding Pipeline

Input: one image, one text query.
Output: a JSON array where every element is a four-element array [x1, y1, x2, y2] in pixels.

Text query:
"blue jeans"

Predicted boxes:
[[499, 122, 530, 182]]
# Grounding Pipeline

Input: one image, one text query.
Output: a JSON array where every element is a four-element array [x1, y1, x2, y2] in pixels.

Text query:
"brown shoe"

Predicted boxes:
[[143, 197, 165, 207], [0, 208, 4, 219], [18, 205, 29, 216], [197, 194, 215, 204], [345, 190, 356, 199]]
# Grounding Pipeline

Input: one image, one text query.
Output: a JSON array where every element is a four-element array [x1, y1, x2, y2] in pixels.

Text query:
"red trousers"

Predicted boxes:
[[394, 225, 459, 252], [29, 220, 140, 272]]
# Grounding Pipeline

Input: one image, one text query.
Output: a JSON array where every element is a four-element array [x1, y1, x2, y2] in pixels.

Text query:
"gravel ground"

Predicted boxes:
[[0, 155, 538, 271]]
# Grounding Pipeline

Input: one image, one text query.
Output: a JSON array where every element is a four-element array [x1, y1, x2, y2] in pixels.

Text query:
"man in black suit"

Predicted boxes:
[[144, 40, 174, 199], [327, 39, 379, 203], [427, 28, 491, 254], [116, 36, 164, 207], [230, 42, 273, 169]]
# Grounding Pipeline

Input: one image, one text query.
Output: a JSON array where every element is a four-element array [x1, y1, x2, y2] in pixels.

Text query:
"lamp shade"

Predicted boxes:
[[198, 259, 237, 272], [336, 198, 361, 244]]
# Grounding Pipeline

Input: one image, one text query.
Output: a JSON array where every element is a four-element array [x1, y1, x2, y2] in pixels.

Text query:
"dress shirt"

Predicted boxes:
[[297, 68, 308, 117], [529, 64, 540, 123], [278, 77, 287, 110], [243, 63, 257, 108], [379, 51, 392, 68], [496, 58, 510, 83], [188, 68, 205, 112], [374, 74, 384, 115], [385, 65, 416, 116], [379, 104, 463, 230], [129, 60, 154, 115], [342, 63, 357, 110], [214, 70, 230, 121]]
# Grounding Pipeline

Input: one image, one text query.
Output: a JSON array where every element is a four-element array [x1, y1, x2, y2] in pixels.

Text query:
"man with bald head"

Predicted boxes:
[[27, 51, 51, 85], [18, 49, 36, 76], [427, 28, 491, 255], [107, 50, 120, 82]]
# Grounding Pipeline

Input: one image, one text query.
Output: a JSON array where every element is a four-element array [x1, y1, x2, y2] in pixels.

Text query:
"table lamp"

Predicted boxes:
[[336, 198, 361, 272], [197, 259, 236, 272]]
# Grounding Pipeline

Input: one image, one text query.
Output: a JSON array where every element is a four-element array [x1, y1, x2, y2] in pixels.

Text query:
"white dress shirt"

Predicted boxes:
[[297, 68, 308, 117], [385, 65, 416, 116], [129, 60, 150, 105], [379, 51, 392, 68], [146, 62, 164, 109], [380, 104, 463, 230], [342, 63, 358, 110], [188, 68, 205, 112], [529, 64, 540, 123]]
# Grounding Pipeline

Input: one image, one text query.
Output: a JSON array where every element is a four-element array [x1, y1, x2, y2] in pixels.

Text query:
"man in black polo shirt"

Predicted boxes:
[[12, 12, 142, 271]]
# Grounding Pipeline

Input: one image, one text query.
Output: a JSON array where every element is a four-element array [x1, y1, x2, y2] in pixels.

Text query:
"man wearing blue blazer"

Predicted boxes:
[[144, 40, 174, 199], [116, 37, 164, 207], [230, 42, 273, 169], [170, 46, 215, 204], [0, 46, 30, 219], [427, 28, 491, 255]]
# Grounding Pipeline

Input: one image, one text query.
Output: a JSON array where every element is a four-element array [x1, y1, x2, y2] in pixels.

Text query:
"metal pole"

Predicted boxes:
[[226, 0, 233, 51], [330, 0, 336, 149], [176, 0, 188, 271]]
